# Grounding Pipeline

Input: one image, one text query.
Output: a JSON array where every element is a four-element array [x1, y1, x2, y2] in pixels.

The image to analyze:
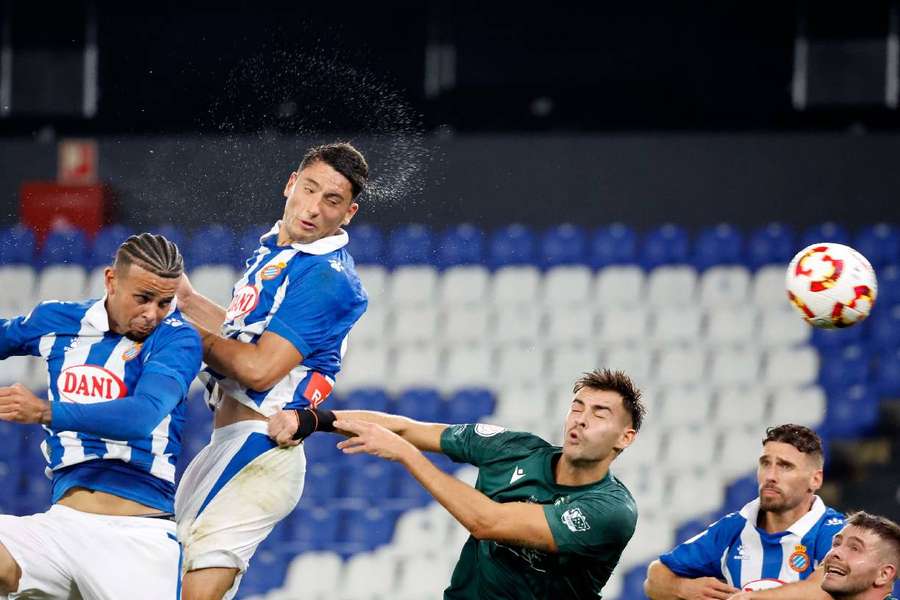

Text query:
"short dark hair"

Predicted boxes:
[[763, 424, 824, 467], [573, 368, 645, 431], [845, 511, 900, 575], [298, 142, 369, 199], [114, 233, 184, 279]]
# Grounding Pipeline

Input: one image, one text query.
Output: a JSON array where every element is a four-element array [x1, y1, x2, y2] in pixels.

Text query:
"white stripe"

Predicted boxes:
[[777, 532, 802, 583], [721, 545, 734, 587], [149, 414, 175, 482], [100, 337, 136, 462], [739, 521, 764, 587]]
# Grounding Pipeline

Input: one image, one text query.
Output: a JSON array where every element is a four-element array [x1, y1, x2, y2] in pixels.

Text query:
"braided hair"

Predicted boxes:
[[114, 233, 184, 279]]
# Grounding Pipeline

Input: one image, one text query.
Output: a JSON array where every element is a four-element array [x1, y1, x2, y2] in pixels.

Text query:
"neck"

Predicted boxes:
[[554, 453, 612, 487], [758, 495, 815, 533]]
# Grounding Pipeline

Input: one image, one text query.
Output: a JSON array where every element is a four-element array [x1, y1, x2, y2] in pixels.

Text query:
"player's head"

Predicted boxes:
[[105, 233, 183, 341], [757, 424, 824, 514], [822, 511, 900, 598], [562, 368, 645, 465], [281, 142, 368, 245]]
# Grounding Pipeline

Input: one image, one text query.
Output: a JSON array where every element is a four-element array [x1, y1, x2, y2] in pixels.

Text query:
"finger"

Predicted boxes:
[[713, 583, 740, 593], [0, 387, 12, 396], [708, 589, 737, 600], [341, 445, 370, 455], [337, 437, 367, 450], [333, 419, 363, 434]]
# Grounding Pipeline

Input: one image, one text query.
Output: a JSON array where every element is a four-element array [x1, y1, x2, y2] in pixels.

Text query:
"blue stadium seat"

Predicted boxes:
[[304, 461, 342, 501], [724, 474, 758, 513], [446, 389, 496, 424], [674, 517, 710, 544], [801, 222, 851, 248], [437, 224, 485, 267], [811, 323, 866, 352], [347, 223, 385, 265], [854, 223, 899, 268], [393, 388, 444, 422], [818, 345, 870, 390], [589, 223, 638, 268], [341, 507, 399, 550], [235, 225, 267, 266], [388, 224, 434, 266], [488, 224, 537, 268], [187, 224, 236, 267], [88, 224, 132, 269], [869, 304, 900, 353], [876, 264, 900, 308], [825, 385, 879, 438], [393, 469, 432, 505], [640, 224, 689, 269], [344, 388, 391, 412], [747, 222, 796, 268], [693, 223, 744, 269], [341, 462, 394, 499], [238, 548, 288, 596], [303, 433, 344, 466], [540, 224, 587, 268], [622, 565, 651, 599], [290, 506, 340, 549], [40, 229, 88, 267], [152, 225, 186, 251], [0, 225, 36, 265], [875, 348, 900, 397]]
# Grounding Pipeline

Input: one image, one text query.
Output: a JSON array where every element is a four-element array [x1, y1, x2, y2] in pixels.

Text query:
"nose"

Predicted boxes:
[[299, 193, 321, 218]]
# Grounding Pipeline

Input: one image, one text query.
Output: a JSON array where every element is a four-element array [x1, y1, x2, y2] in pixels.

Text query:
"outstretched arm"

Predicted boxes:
[[334, 418, 558, 552], [725, 567, 831, 600], [175, 273, 227, 333], [644, 560, 739, 600]]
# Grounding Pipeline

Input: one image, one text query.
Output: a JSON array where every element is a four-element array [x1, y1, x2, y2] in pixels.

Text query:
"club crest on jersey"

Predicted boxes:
[[121, 343, 142, 361], [260, 263, 286, 281], [226, 285, 260, 321], [561, 508, 591, 533], [474, 423, 506, 437], [58, 365, 127, 403], [788, 545, 810, 572]]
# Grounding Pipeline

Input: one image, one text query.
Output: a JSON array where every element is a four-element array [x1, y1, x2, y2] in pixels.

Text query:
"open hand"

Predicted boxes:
[[334, 418, 416, 462], [0, 384, 51, 425]]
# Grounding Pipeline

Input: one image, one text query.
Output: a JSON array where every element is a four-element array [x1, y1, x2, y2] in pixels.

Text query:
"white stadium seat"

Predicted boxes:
[[339, 345, 390, 391], [663, 427, 718, 472], [547, 345, 600, 390], [759, 309, 812, 347], [717, 428, 762, 480], [604, 346, 654, 386], [541, 265, 592, 306], [715, 387, 768, 429], [596, 307, 650, 345], [438, 265, 489, 306], [282, 552, 342, 600], [491, 305, 542, 347], [647, 266, 698, 307], [392, 346, 440, 391], [35, 265, 87, 303], [594, 265, 645, 308], [190, 265, 237, 307], [667, 470, 726, 521], [0, 355, 32, 385], [543, 305, 594, 346], [768, 385, 827, 429], [390, 306, 439, 347], [388, 266, 438, 307], [84, 266, 106, 299], [495, 345, 545, 389], [494, 383, 551, 424], [338, 551, 396, 600], [490, 266, 541, 307], [443, 344, 494, 391], [650, 306, 703, 346], [705, 305, 759, 348], [350, 305, 388, 347], [709, 346, 762, 386], [656, 386, 714, 428], [752, 265, 792, 312], [440, 306, 490, 347], [395, 555, 455, 600], [764, 346, 819, 387], [656, 346, 706, 386], [617, 512, 675, 571], [356, 265, 388, 305], [0, 265, 36, 315], [699, 266, 751, 307]]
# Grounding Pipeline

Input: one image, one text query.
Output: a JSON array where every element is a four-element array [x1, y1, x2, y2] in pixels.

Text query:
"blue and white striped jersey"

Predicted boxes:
[[0, 298, 202, 512], [660, 497, 844, 589], [199, 223, 368, 416]]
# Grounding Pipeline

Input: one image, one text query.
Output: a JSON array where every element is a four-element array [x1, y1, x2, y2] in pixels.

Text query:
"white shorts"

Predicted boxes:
[[175, 421, 305, 599], [0, 504, 180, 600]]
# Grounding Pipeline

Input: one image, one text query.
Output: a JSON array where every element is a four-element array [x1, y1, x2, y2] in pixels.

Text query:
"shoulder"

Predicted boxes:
[[442, 424, 551, 455], [153, 310, 201, 348], [288, 252, 368, 303], [816, 507, 846, 533], [25, 299, 93, 329]]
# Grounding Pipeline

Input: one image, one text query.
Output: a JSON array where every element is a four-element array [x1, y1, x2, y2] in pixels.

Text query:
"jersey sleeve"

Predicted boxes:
[[543, 491, 637, 555], [266, 262, 367, 358], [142, 317, 203, 397], [812, 511, 845, 562], [0, 303, 53, 359], [439, 423, 549, 467], [659, 513, 745, 579]]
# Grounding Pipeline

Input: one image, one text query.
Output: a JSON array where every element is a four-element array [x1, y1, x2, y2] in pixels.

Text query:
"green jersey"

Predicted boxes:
[[440, 423, 638, 600]]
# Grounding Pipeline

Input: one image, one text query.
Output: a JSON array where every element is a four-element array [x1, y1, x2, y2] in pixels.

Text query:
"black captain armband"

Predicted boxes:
[[291, 408, 337, 441]]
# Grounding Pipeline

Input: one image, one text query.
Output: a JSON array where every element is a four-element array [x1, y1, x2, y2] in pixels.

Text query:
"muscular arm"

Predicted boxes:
[[199, 327, 302, 392], [175, 278, 228, 334], [733, 567, 831, 600], [334, 410, 446, 452], [644, 560, 739, 600]]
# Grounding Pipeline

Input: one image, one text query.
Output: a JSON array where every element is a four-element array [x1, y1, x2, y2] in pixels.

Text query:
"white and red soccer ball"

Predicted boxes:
[[786, 243, 878, 329]]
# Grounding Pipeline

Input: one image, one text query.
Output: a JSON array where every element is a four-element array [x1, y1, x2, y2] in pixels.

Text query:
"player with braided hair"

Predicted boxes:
[[0, 232, 202, 599]]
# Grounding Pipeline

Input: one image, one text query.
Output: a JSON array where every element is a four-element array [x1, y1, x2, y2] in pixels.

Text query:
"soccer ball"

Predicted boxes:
[[786, 243, 877, 329]]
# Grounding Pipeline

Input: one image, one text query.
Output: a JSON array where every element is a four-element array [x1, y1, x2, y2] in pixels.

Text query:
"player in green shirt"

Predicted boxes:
[[269, 368, 647, 599]]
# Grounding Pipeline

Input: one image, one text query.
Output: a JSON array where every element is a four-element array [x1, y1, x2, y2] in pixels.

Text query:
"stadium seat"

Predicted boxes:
[[698, 266, 751, 307], [646, 266, 698, 307], [768, 385, 826, 429], [854, 223, 899, 268], [811, 320, 866, 352], [589, 223, 638, 268], [387, 265, 438, 307], [875, 348, 900, 397], [715, 387, 767, 429], [869, 303, 900, 353], [281, 552, 343, 600], [759, 309, 812, 347], [664, 427, 718, 472], [547, 346, 600, 390], [488, 224, 537, 268], [83, 266, 106, 299], [342, 462, 394, 500], [436, 224, 485, 268], [656, 346, 705, 386], [152, 225, 186, 251], [492, 305, 542, 347], [441, 306, 490, 347], [437, 265, 489, 306], [394, 388, 444, 422], [693, 223, 743, 269], [596, 307, 650, 345], [764, 346, 819, 387], [544, 305, 594, 346], [394, 554, 455, 600], [490, 265, 541, 307], [825, 384, 880, 438], [342, 507, 399, 550], [723, 474, 759, 512], [35, 265, 87, 302], [495, 346, 546, 390], [709, 346, 762, 387], [356, 265, 388, 305], [540, 223, 587, 268], [604, 346, 654, 384], [0, 265, 37, 314], [446, 389, 496, 424], [615, 424, 664, 473], [657, 386, 714, 428], [746, 222, 795, 269], [350, 305, 388, 347], [649, 306, 703, 346], [338, 550, 396, 600], [640, 224, 690, 269], [304, 461, 342, 501], [235, 225, 267, 266], [340, 347, 390, 390], [388, 224, 434, 266], [668, 471, 726, 521], [443, 344, 494, 391], [875, 264, 900, 307], [717, 429, 762, 479], [189, 265, 236, 307], [751, 264, 793, 313], [594, 265, 645, 308], [705, 305, 758, 347], [347, 223, 385, 265], [393, 469, 433, 506], [389, 305, 439, 346], [0, 355, 32, 386], [391, 347, 440, 391], [40, 229, 88, 267], [88, 224, 131, 269], [541, 265, 592, 306], [187, 224, 235, 267], [291, 507, 340, 550], [801, 222, 851, 248], [818, 345, 870, 390], [0, 224, 36, 265]]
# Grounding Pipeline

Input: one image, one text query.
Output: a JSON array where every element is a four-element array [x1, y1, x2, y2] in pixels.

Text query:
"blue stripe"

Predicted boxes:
[[45, 329, 79, 467], [195, 432, 276, 517], [168, 532, 183, 599], [761, 537, 784, 580], [725, 538, 742, 586]]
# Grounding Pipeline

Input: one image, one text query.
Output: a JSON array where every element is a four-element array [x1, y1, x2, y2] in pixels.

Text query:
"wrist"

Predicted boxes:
[[398, 439, 422, 465], [41, 401, 52, 426]]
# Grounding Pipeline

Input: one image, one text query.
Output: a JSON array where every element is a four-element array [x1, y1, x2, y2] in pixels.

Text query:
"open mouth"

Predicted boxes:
[[824, 564, 848, 577], [298, 219, 316, 230]]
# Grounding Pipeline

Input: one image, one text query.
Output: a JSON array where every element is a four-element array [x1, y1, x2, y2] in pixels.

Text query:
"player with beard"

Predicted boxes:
[[820, 511, 899, 600], [645, 424, 844, 600]]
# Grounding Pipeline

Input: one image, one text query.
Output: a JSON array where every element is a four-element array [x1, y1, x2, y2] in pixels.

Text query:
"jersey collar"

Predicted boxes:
[[740, 495, 827, 536], [85, 297, 111, 332], [261, 221, 349, 255]]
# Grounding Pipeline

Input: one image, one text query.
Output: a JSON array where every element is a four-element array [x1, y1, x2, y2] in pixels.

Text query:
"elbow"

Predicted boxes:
[[467, 515, 498, 542], [238, 360, 279, 392]]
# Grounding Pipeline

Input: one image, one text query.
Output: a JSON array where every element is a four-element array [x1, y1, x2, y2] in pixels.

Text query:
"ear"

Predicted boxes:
[[104, 267, 117, 297], [809, 467, 824, 493], [343, 202, 359, 226], [613, 428, 637, 453], [284, 172, 298, 198], [874, 563, 896, 588]]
